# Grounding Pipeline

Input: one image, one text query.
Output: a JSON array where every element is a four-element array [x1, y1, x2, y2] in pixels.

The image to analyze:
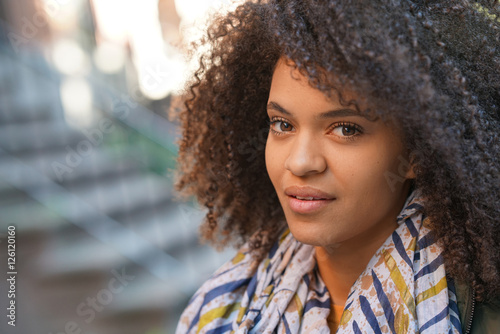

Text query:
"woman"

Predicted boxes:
[[174, 0, 499, 333]]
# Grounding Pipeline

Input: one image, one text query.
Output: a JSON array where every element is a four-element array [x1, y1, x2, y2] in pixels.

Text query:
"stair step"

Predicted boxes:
[[0, 170, 174, 225], [176, 245, 234, 288], [0, 178, 70, 232], [0, 48, 64, 124], [36, 235, 129, 277], [32, 200, 232, 285], [0, 120, 83, 152], [65, 173, 173, 217], [0, 196, 68, 232], [106, 274, 188, 313], [13, 146, 144, 186], [31, 203, 201, 278], [36, 233, 233, 312], [0, 100, 63, 124], [0, 177, 25, 199], [119, 202, 203, 251]]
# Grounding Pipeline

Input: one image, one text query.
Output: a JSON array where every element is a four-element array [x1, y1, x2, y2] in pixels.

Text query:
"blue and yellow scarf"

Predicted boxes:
[[176, 191, 462, 333]]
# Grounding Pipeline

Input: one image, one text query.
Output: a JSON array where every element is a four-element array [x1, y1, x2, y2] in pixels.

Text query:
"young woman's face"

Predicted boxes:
[[265, 59, 415, 249]]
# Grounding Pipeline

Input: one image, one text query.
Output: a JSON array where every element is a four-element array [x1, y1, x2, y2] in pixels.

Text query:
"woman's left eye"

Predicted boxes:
[[330, 123, 362, 138]]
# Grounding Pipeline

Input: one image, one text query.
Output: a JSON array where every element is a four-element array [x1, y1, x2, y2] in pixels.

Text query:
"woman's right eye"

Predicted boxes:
[[269, 119, 295, 134]]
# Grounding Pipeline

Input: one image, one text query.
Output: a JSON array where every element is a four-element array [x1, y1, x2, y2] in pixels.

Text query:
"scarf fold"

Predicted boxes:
[[176, 191, 462, 333]]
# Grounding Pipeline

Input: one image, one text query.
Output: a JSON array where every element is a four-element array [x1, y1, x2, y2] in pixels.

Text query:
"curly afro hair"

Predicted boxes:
[[174, 0, 500, 300]]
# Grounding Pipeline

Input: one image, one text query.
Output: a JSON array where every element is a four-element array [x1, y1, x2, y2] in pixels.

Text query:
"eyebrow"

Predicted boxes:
[[267, 101, 372, 120]]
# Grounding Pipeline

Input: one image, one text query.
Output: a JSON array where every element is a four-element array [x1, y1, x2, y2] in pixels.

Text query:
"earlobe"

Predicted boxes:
[[405, 152, 417, 179], [405, 163, 416, 179], [397, 151, 416, 180]]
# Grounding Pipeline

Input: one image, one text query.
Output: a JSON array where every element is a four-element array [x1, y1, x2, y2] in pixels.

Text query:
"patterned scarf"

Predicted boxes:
[[176, 191, 462, 333]]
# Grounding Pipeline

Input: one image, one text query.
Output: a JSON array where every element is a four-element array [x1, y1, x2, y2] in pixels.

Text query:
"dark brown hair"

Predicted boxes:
[[174, 0, 500, 300]]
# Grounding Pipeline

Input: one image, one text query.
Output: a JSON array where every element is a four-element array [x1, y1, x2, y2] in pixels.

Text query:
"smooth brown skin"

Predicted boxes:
[[265, 59, 415, 307]]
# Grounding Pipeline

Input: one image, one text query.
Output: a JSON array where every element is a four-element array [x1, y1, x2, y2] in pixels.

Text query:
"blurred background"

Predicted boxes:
[[0, 1, 241, 333]]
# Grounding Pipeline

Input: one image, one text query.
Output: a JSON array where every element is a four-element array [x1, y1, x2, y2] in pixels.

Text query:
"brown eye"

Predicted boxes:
[[270, 119, 295, 134], [330, 122, 363, 141], [341, 126, 356, 136], [280, 122, 293, 132]]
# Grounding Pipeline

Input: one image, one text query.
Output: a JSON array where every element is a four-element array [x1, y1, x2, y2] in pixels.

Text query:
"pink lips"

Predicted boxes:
[[284, 186, 335, 214]]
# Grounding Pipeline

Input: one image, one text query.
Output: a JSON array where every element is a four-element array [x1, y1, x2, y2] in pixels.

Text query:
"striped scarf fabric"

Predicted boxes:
[[176, 191, 462, 333]]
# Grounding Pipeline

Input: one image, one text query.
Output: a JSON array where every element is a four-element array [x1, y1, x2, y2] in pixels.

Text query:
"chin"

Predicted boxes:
[[286, 219, 337, 247]]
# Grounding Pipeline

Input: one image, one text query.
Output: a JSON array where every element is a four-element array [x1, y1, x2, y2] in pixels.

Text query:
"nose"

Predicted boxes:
[[284, 134, 327, 176]]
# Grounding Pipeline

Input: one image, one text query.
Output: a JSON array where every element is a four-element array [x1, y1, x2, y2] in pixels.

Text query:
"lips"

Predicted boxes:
[[285, 186, 335, 200], [284, 186, 335, 214], [294, 196, 318, 201]]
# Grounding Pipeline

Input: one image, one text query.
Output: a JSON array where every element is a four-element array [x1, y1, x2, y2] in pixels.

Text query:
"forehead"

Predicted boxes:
[[269, 58, 407, 140], [270, 58, 398, 125], [269, 58, 357, 114], [270, 60, 323, 98]]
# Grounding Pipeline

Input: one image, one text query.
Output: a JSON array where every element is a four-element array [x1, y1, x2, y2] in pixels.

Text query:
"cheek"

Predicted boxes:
[[365, 151, 408, 198], [265, 138, 279, 183], [334, 145, 404, 193], [265, 138, 291, 193]]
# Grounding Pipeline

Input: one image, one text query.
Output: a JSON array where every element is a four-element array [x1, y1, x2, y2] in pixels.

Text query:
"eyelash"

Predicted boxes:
[[330, 121, 364, 142], [268, 117, 364, 142], [268, 117, 292, 136]]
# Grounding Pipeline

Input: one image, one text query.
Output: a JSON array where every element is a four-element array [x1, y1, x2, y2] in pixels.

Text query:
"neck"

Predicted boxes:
[[315, 215, 403, 306], [315, 185, 412, 306], [315, 234, 391, 306]]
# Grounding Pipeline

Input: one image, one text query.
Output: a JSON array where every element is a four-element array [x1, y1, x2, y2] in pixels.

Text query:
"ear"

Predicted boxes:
[[405, 152, 416, 179], [405, 164, 416, 179]]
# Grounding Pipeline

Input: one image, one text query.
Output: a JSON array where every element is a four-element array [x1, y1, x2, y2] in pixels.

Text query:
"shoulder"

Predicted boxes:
[[455, 281, 500, 334], [175, 244, 261, 334], [175, 229, 305, 334], [175, 230, 287, 334], [470, 298, 500, 334]]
